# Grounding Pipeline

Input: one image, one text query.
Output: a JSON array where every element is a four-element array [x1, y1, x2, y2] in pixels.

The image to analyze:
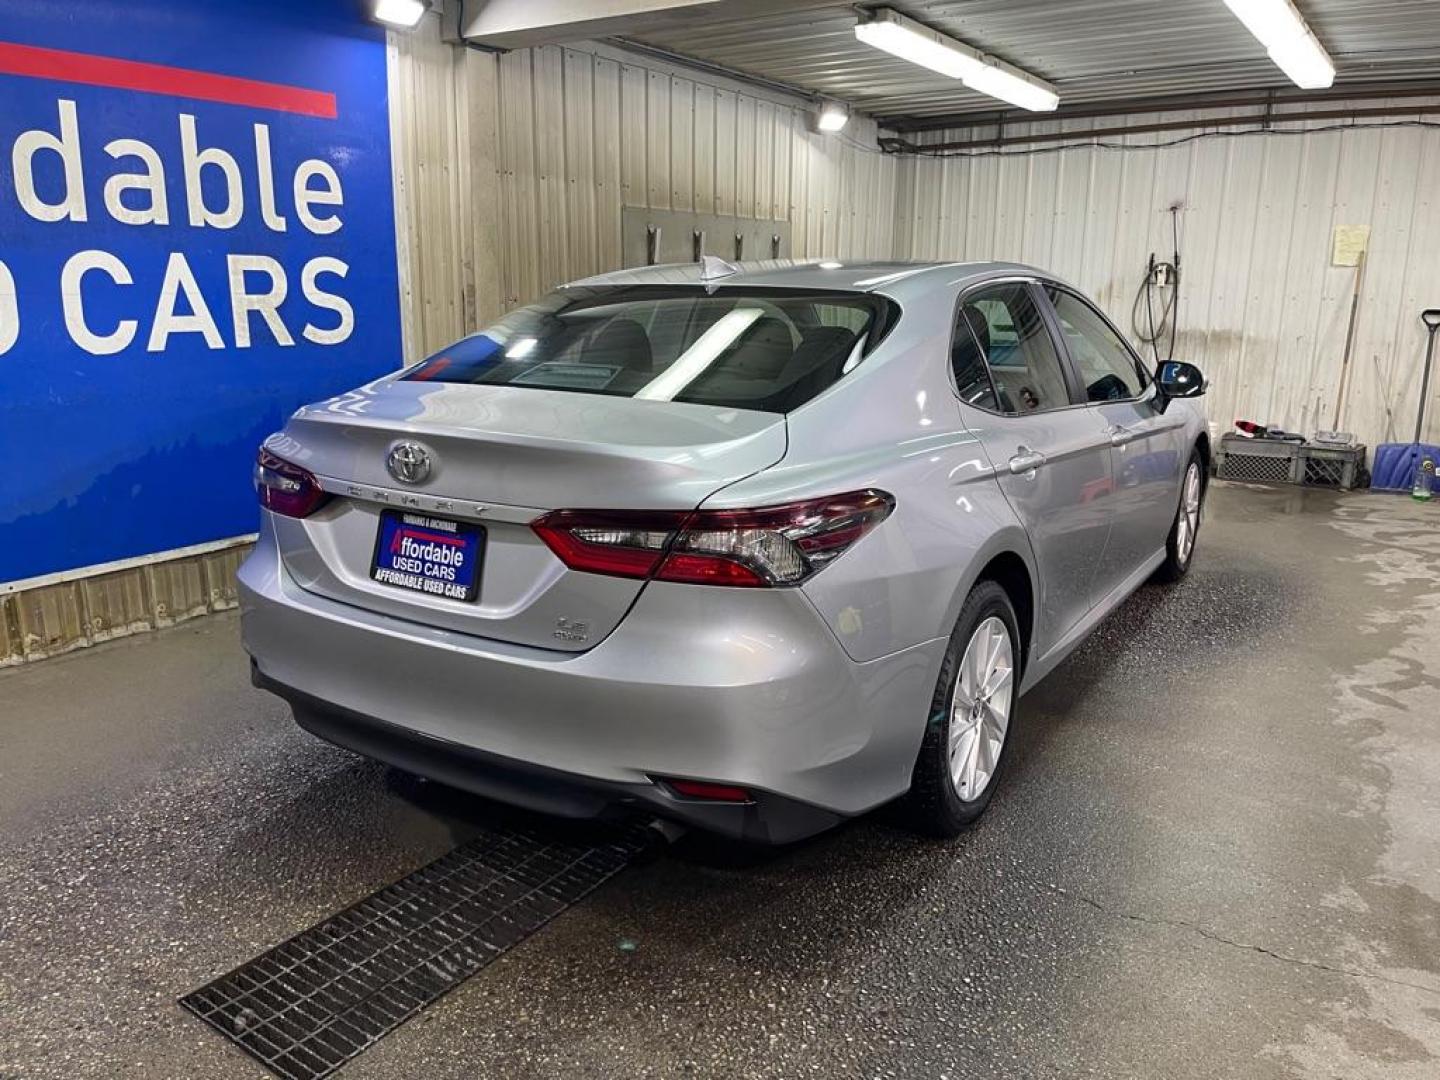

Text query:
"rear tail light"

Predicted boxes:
[[531, 510, 684, 579], [531, 490, 893, 587], [254, 448, 330, 519]]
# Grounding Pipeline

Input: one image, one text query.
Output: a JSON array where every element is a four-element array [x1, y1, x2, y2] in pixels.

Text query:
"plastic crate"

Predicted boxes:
[[1299, 443, 1366, 490], [1215, 434, 1302, 484]]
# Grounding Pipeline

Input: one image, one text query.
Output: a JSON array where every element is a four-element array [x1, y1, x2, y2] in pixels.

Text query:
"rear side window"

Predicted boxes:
[[952, 284, 1071, 414], [405, 286, 896, 414], [951, 307, 1001, 411]]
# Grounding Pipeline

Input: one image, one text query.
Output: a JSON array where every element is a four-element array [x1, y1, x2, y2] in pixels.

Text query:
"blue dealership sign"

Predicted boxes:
[[0, 0, 402, 583]]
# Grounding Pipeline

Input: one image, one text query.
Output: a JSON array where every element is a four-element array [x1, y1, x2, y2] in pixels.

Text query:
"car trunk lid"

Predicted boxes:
[[267, 379, 787, 651]]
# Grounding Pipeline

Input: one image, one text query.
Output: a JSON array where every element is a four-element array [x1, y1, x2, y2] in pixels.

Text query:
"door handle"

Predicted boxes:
[[1008, 448, 1047, 475], [1107, 424, 1140, 447]]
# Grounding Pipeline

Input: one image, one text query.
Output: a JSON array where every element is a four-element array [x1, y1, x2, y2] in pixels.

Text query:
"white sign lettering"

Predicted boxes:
[[3, 97, 355, 354]]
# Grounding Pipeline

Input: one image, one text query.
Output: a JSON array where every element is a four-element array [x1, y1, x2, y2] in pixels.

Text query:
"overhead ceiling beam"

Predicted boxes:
[[880, 80, 1440, 133], [460, 0, 838, 50], [883, 101, 1440, 154], [605, 37, 822, 106]]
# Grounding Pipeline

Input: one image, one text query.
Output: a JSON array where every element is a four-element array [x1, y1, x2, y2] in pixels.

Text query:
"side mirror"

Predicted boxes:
[[1157, 360, 1205, 401]]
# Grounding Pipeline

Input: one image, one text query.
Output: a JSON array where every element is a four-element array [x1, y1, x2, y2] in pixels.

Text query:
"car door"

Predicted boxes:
[[950, 280, 1115, 658], [1040, 284, 1187, 602]]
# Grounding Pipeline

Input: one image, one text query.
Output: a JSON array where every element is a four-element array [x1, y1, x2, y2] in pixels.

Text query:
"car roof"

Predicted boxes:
[[563, 259, 1060, 305]]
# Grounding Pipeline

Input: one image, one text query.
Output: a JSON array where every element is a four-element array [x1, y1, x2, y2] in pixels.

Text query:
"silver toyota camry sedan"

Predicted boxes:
[[240, 259, 1209, 843]]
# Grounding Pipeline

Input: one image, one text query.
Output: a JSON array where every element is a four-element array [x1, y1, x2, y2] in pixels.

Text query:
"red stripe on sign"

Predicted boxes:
[[0, 40, 337, 118], [392, 529, 465, 553], [405, 530, 465, 546]]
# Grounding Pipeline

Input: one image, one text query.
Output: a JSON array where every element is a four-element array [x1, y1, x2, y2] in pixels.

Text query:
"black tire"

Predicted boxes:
[[1155, 450, 1205, 583], [903, 579, 1021, 838]]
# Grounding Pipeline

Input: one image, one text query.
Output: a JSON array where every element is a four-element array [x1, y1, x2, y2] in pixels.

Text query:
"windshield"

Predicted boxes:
[[403, 286, 897, 413]]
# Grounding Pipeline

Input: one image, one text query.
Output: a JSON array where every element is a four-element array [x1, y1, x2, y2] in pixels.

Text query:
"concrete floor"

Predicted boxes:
[[1, 483, 1437, 1079]]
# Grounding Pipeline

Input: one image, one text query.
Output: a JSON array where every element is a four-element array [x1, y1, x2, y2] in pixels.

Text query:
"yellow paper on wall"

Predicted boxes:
[[1332, 225, 1370, 267]]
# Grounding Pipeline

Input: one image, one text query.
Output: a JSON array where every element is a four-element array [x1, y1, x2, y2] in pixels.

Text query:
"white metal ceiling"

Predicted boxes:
[[622, 0, 1440, 125]]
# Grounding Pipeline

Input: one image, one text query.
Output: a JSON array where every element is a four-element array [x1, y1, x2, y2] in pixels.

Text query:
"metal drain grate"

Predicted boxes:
[[181, 825, 648, 1080]]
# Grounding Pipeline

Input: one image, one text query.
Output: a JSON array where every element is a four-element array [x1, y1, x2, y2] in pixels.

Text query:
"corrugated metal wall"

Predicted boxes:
[[896, 103, 1440, 449], [1, 542, 247, 666], [387, 21, 492, 361], [389, 22, 899, 360]]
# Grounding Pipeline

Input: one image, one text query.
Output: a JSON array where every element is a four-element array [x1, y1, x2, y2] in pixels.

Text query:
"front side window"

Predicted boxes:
[[952, 283, 1071, 414], [403, 286, 894, 414], [1044, 287, 1148, 402]]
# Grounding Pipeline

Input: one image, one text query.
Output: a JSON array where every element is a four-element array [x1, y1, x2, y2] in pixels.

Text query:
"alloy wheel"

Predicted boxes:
[[948, 616, 1014, 802], [1176, 462, 1202, 565]]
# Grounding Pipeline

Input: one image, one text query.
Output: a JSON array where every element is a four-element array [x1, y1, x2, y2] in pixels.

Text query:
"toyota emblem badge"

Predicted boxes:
[[386, 441, 432, 485]]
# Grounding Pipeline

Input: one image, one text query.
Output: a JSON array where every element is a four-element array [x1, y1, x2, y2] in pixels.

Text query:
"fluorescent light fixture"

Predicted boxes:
[[965, 65, 1060, 114], [854, 12, 984, 80], [1222, 0, 1335, 89], [853, 7, 1058, 112], [816, 102, 850, 133], [1268, 31, 1335, 88], [374, 0, 427, 29]]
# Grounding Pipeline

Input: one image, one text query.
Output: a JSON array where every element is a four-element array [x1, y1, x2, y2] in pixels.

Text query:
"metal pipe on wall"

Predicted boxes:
[[882, 82, 1440, 133], [884, 104, 1440, 154]]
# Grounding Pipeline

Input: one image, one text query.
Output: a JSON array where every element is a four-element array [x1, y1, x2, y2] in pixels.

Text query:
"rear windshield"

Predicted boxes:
[[403, 285, 897, 413]]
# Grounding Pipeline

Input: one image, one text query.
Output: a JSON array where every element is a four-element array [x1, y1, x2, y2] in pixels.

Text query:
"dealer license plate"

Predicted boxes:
[[371, 511, 483, 602]]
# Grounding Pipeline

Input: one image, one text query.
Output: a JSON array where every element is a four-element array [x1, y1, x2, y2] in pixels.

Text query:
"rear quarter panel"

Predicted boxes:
[[704, 291, 1036, 666]]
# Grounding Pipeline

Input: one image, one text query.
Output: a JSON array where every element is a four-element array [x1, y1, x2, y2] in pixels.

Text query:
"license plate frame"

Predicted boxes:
[[370, 510, 484, 602]]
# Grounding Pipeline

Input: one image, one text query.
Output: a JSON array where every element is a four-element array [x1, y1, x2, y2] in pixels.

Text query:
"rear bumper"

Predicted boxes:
[[255, 666, 841, 843], [238, 534, 944, 844]]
